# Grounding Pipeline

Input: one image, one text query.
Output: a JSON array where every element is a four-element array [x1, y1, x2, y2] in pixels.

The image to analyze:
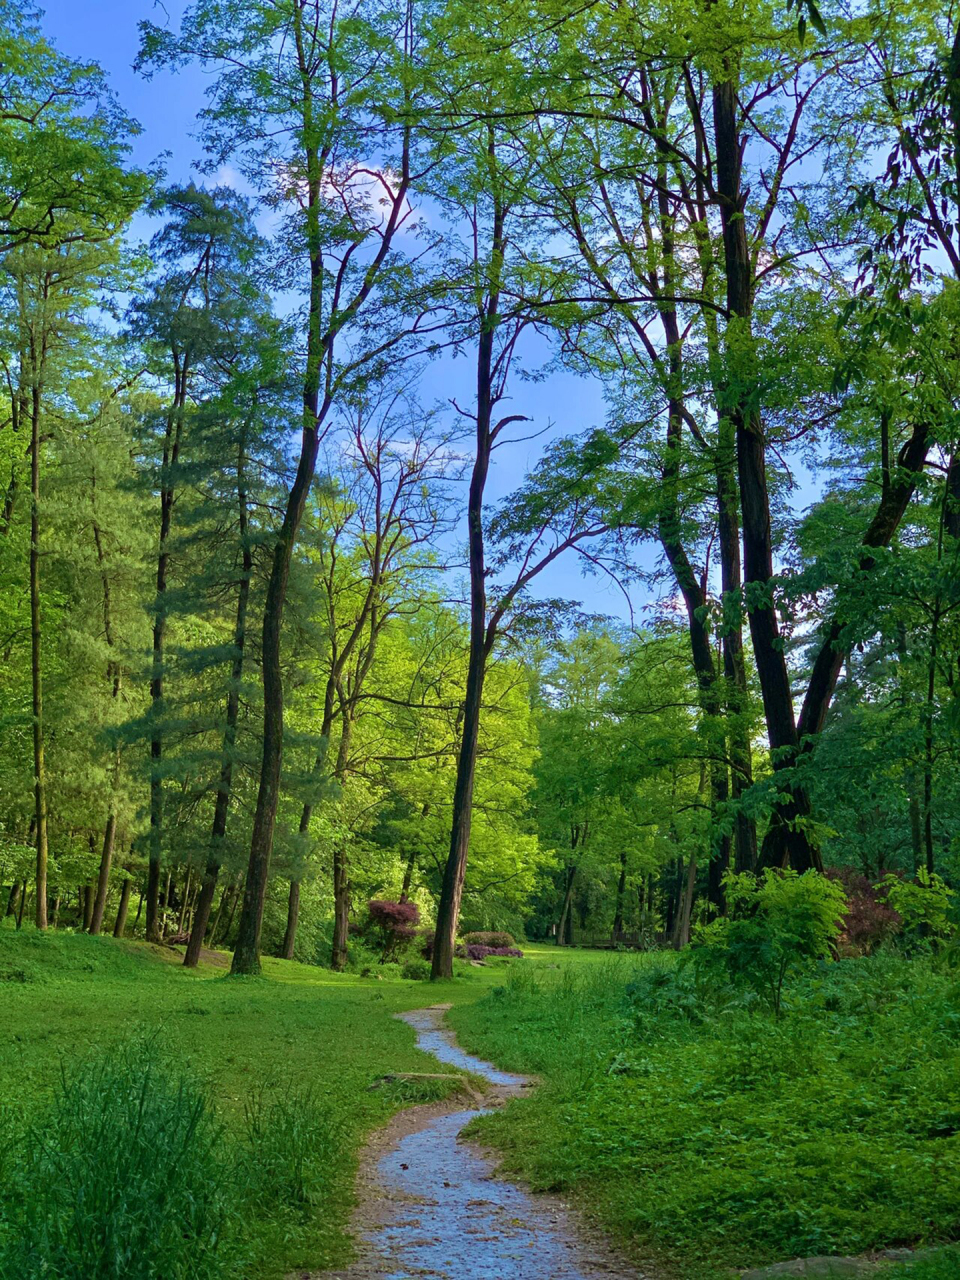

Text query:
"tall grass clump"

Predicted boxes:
[[0, 1042, 239, 1280]]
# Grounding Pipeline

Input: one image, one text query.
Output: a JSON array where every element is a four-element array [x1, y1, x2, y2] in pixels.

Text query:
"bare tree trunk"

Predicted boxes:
[[82, 884, 94, 932], [431, 231, 501, 980], [717, 415, 757, 872], [556, 864, 576, 947], [113, 875, 132, 938], [89, 811, 117, 936], [5, 882, 20, 917], [675, 855, 697, 950], [281, 879, 300, 961], [222, 876, 242, 948], [178, 861, 193, 934], [330, 717, 355, 972]]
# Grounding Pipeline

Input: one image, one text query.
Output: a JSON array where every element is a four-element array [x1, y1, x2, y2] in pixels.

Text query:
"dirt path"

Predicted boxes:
[[311, 1004, 642, 1280]]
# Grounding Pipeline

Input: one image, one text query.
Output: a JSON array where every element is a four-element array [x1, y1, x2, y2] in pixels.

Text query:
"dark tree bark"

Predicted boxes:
[[5, 881, 20, 917], [113, 874, 132, 938], [430, 312, 496, 980], [717, 415, 757, 872], [710, 76, 820, 874], [758, 420, 930, 868], [82, 883, 94, 933], [281, 879, 300, 961]]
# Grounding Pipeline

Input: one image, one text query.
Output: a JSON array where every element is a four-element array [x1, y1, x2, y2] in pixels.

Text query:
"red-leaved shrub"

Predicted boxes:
[[367, 899, 420, 962], [462, 931, 517, 949], [420, 936, 523, 962], [826, 867, 901, 955]]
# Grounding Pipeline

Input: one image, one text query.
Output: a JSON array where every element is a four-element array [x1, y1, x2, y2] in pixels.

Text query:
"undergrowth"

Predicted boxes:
[[0, 1042, 348, 1280], [448, 951, 960, 1279]]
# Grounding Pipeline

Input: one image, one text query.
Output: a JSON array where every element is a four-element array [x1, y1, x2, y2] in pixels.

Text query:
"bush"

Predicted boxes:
[[366, 899, 420, 962], [691, 869, 847, 1017], [826, 866, 901, 954], [878, 870, 955, 942], [462, 931, 517, 949], [465, 944, 523, 960], [0, 1043, 238, 1280], [401, 957, 432, 981]]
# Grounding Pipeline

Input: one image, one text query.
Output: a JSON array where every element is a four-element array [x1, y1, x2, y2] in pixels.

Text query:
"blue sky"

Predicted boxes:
[[39, 0, 669, 625]]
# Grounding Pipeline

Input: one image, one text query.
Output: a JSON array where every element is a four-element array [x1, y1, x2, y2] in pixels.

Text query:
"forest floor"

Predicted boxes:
[[1, 927, 959, 1280]]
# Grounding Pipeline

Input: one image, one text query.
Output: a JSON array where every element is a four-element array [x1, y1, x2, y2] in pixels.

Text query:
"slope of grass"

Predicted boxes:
[[447, 951, 960, 1280], [0, 924, 505, 1277]]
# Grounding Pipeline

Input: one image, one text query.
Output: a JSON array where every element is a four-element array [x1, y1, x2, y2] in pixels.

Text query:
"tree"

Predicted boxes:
[[140, 0, 440, 974]]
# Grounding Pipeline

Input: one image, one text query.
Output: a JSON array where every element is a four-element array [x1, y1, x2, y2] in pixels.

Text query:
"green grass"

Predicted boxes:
[[447, 951, 960, 1280], [7, 928, 955, 1280], [0, 926, 593, 1277], [0, 924, 510, 1277]]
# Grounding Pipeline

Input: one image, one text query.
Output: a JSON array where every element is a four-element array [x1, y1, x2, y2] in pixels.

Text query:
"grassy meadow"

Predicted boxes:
[[2, 928, 959, 1280]]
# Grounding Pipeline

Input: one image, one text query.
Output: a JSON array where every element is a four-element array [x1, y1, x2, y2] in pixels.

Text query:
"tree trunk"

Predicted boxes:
[[399, 847, 417, 903], [29, 380, 49, 929], [230, 417, 320, 974], [431, 210, 505, 979], [222, 876, 242, 947], [148, 357, 190, 943], [178, 862, 193, 934], [90, 508, 124, 938], [113, 875, 132, 938], [281, 880, 300, 961], [612, 851, 627, 941], [186, 425, 253, 967], [89, 810, 117, 936], [330, 716, 355, 972], [556, 863, 576, 947], [711, 75, 821, 873], [16, 883, 29, 930], [82, 883, 94, 932], [717, 415, 757, 872], [5, 881, 20, 917], [675, 855, 697, 950]]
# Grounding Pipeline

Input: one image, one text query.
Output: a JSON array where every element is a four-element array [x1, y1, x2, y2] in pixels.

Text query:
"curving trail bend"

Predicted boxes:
[[317, 1004, 638, 1280]]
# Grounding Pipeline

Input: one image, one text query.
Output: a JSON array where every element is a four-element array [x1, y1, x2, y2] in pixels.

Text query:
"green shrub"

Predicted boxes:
[[401, 956, 432, 981], [879, 871, 955, 942], [691, 869, 847, 1016], [0, 1043, 239, 1280]]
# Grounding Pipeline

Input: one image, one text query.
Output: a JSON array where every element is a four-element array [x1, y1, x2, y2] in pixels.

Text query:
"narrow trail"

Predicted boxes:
[[316, 1004, 639, 1280]]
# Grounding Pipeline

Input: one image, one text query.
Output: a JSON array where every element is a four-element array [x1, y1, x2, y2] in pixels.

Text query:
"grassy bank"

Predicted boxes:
[[0, 925, 512, 1278], [447, 951, 960, 1280]]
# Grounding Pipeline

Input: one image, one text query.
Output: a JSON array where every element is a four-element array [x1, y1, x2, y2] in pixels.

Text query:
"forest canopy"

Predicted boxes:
[[1, 0, 958, 979]]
